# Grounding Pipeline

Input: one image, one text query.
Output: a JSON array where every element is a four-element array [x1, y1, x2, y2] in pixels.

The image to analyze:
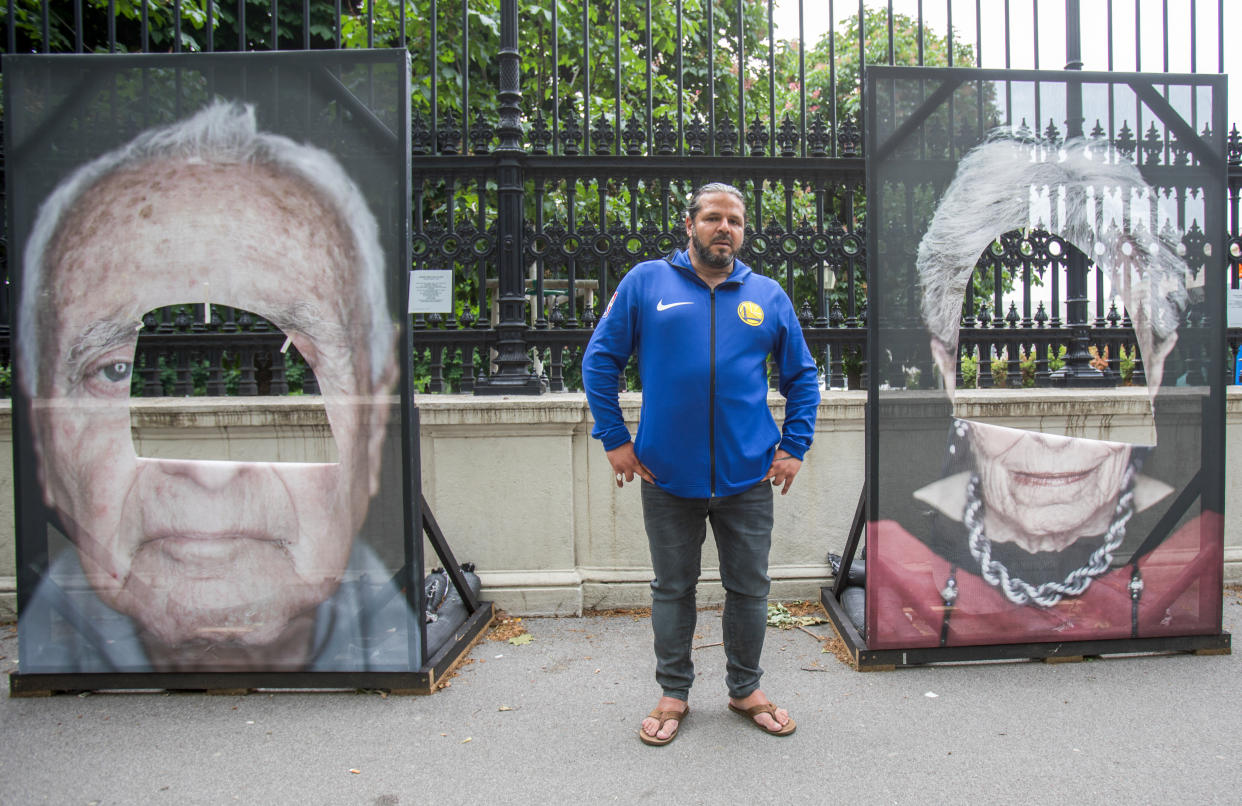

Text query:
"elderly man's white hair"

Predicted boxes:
[[917, 135, 1190, 399], [18, 100, 393, 395]]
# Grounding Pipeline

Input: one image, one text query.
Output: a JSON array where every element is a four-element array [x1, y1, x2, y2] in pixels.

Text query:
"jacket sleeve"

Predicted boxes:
[[581, 272, 640, 450], [772, 295, 820, 460]]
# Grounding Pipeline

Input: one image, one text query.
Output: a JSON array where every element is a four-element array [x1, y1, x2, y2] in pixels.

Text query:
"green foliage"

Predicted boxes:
[[2, 0, 338, 53], [0, 2, 986, 396], [1118, 344, 1135, 384], [815, 7, 977, 123], [955, 344, 1067, 390], [285, 361, 307, 394], [960, 351, 977, 388], [1048, 344, 1067, 374]]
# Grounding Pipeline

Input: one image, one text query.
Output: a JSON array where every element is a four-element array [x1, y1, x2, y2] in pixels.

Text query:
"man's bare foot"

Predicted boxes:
[[728, 689, 792, 733], [640, 695, 688, 743]]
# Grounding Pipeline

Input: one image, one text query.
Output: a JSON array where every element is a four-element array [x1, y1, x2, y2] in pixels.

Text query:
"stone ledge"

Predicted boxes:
[[482, 586, 584, 617], [1, 387, 1225, 427], [416, 394, 590, 427], [580, 578, 831, 612]]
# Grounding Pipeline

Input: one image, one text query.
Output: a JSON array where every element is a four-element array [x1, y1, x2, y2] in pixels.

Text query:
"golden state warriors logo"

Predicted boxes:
[[737, 301, 764, 326]]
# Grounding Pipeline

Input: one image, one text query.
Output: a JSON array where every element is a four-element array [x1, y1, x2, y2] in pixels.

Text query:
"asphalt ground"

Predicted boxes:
[[1, 590, 1240, 805]]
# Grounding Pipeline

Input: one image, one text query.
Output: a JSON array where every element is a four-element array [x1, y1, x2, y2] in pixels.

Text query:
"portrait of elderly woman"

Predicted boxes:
[[865, 135, 1223, 650]]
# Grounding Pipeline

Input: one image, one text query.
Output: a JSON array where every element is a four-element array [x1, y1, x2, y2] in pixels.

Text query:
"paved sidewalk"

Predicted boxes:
[[1, 593, 1240, 805]]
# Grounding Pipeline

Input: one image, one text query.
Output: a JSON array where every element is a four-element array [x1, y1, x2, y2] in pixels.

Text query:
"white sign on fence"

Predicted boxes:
[[408, 270, 453, 314]]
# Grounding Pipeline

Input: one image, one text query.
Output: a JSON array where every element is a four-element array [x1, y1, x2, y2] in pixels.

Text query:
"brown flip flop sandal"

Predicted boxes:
[[638, 704, 689, 746], [728, 702, 796, 736]]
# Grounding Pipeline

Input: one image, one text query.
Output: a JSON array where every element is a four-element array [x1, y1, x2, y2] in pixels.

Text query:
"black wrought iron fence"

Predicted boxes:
[[3, 0, 1240, 397]]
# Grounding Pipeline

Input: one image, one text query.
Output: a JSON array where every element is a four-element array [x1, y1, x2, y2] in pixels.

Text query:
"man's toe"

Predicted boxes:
[[756, 708, 789, 730]]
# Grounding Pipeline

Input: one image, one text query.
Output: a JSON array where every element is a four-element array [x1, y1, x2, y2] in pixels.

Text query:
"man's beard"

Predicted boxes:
[[691, 230, 737, 269]]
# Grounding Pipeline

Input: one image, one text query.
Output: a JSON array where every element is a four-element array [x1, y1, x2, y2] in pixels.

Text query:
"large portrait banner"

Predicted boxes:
[[850, 66, 1229, 664], [6, 51, 432, 689]]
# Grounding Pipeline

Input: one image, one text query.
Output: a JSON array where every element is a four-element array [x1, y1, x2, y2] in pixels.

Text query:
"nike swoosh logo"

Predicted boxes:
[[656, 300, 693, 311]]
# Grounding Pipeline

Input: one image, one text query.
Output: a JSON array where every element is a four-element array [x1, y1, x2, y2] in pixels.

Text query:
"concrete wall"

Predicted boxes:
[[1, 389, 1239, 618]]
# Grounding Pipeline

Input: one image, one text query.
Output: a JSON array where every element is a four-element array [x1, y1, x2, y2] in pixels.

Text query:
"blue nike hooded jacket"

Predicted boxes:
[[582, 249, 820, 498]]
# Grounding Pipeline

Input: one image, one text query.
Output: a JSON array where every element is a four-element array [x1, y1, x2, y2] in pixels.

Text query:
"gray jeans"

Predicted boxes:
[[640, 479, 774, 701]]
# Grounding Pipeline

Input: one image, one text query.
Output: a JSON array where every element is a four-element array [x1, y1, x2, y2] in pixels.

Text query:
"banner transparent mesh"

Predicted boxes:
[[864, 67, 1225, 650], [7, 51, 418, 674]]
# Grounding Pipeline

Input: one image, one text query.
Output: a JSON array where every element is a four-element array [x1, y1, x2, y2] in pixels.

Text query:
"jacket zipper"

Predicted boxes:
[[709, 287, 717, 497]]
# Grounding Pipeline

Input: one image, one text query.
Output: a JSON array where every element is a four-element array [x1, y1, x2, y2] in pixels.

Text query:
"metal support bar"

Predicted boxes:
[[871, 79, 963, 164], [421, 494, 481, 614], [831, 485, 867, 599]]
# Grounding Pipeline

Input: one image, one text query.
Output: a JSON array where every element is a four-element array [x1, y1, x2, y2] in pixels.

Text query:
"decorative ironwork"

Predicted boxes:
[[469, 111, 494, 155], [1115, 121, 1137, 160], [746, 116, 769, 156], [529, 111, 552, 154], [685, 116, 708, 155], [412, 112, 432, 155], [829, 301, 845, 327], [653, 115, 677, 155], [714, 117, 739, 156], [837, 116, 860, 156], [1141, 121, 1163, 166], [5, 0, 1240, 398], [437, 109, 462, 155], [1043, 118, 1061, 146], [1034, 302, 1048, 328], [559, 102, 582, 156], [807, 114, 830, 157], [1170, 131, 1190, 167], [622, 114, 645, 156], [777, 115, 798, 157], [591, 114, 615, 156], [1015, 117, 1034, 143]]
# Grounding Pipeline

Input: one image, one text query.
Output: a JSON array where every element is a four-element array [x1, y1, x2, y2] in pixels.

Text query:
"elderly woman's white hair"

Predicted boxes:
[[18, 100, 393, 396], [917, 135, 1191, 399]]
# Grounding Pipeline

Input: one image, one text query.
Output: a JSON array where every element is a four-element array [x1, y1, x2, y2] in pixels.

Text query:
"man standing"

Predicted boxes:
[[582, 183, 820, 745]]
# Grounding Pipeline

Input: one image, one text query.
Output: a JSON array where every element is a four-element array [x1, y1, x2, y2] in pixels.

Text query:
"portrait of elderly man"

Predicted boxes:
[[866, 135, 1223, 650], [15, 100, 412, 673]]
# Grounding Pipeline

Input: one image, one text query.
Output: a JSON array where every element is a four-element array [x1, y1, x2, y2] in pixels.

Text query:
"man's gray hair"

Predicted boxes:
[[18, 100, 393, 395], [685, 182, 747, 221], [917, 135, 1191, 392]]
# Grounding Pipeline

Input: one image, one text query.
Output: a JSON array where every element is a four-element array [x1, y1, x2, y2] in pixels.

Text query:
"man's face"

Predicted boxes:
[[686, 192, 746, 270], [30, 160, 395, 664], [968, 421, 1132, 553]]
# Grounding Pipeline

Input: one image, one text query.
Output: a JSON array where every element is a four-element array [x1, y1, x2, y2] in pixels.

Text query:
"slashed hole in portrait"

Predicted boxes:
[[123, 304, 339, 463]]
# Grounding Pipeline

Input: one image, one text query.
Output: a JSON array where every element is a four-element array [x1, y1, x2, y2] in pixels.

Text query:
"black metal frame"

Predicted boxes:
[[820, 585, 1230, 670], [5, 50, 491, 694]]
